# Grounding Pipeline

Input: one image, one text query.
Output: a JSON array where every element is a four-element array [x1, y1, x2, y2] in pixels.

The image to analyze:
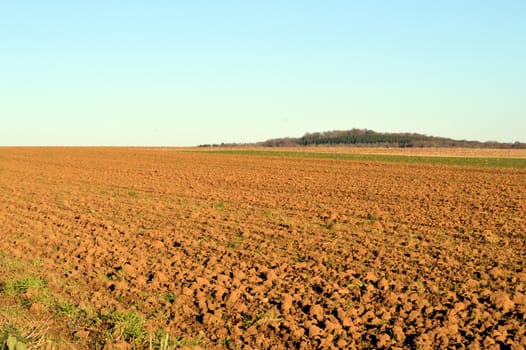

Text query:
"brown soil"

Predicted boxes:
[[0, 147, 525, 349]]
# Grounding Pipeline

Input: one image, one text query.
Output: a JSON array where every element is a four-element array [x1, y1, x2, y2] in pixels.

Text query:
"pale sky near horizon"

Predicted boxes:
[[1, 1, 525, 146]]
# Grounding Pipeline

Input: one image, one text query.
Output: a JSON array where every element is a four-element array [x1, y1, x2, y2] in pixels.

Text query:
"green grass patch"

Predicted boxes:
[[213, 200, 225, 209], [1, 277, 48, 296], [104, 311, 147, 343], [194, 149, 526, 169], [0, 323, 28, 350]]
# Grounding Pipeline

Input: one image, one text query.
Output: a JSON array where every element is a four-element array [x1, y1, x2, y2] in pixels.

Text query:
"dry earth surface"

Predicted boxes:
[[0, 147, 525, 349]]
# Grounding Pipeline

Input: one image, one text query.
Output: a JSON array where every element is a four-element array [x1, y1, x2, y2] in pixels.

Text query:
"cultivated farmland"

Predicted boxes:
[[0, 147, 525, 349]]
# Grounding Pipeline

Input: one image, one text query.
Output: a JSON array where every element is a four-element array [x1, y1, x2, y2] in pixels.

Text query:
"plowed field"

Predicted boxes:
[[0, 147, 525, 349]]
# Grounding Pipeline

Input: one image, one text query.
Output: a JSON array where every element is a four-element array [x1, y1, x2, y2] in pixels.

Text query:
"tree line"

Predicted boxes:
[[198, 129, 526, 149]]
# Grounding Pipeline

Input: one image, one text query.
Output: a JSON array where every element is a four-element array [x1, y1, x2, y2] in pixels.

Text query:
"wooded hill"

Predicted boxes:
[[200, 129, 525, 149]]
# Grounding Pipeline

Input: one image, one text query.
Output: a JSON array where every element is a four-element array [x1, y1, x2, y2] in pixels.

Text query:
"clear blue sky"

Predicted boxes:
[[1, 1, 525, 146]]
